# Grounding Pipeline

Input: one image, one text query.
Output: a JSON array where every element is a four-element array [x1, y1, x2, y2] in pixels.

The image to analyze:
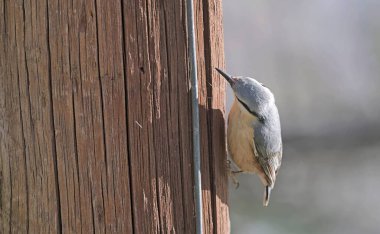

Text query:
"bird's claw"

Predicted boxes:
[[230, 175, 240, 189]]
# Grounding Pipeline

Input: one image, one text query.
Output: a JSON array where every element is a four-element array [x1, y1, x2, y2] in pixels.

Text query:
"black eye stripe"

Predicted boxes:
[[236, 97, 265, 123]]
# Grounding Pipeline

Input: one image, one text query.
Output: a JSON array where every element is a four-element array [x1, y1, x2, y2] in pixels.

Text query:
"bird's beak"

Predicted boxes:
[[215, 68, 234, 85]]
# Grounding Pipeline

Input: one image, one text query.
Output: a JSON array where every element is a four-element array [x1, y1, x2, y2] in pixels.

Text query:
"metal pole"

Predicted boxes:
[[186, 0, 203, 233]]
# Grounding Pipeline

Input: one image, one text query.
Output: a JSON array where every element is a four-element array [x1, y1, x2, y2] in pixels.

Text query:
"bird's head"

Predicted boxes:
[[215, 68, 275, 115]]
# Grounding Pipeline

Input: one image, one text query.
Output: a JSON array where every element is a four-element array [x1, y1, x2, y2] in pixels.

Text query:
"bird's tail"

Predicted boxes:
[[263, 186, 272, 206]]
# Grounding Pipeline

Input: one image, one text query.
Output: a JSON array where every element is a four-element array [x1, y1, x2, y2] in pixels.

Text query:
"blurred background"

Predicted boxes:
[[222, 1, 380, 233]]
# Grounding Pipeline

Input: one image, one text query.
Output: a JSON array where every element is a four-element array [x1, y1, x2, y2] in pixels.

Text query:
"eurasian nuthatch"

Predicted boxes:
[[216, 68, 283, 206]]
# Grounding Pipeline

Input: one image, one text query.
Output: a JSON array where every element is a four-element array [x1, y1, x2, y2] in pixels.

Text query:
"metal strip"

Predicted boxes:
[[186, 0, 203, 233]]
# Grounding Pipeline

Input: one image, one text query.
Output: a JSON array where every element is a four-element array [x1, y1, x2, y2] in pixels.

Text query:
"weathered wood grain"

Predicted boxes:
[[1, 0, 60, 233], [1, 0, 229, 233]]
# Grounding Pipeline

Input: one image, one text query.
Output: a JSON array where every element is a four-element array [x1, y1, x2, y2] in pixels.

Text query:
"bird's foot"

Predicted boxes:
[[229, 173, 240, 189], [226, 160, 242, 189]]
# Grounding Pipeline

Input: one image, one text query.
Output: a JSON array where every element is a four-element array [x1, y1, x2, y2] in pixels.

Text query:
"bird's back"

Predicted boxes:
[[253, 105, 282, 186]]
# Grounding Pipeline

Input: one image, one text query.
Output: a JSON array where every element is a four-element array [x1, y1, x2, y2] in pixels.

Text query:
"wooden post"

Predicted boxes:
[[0, 0, 229, 233]]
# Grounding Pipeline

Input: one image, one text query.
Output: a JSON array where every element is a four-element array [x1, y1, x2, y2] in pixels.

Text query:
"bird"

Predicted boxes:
[[216, 68, 282, 206]]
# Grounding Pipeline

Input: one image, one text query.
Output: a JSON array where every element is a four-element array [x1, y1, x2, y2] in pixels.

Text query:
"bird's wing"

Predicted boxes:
[[254, 142, 282, 187], [252, 141, 282, 206]]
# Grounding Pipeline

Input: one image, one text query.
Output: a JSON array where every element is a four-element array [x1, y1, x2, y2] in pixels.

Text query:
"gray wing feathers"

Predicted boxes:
[[256, 147, 281, 206], [255, 142, 282, 187]]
